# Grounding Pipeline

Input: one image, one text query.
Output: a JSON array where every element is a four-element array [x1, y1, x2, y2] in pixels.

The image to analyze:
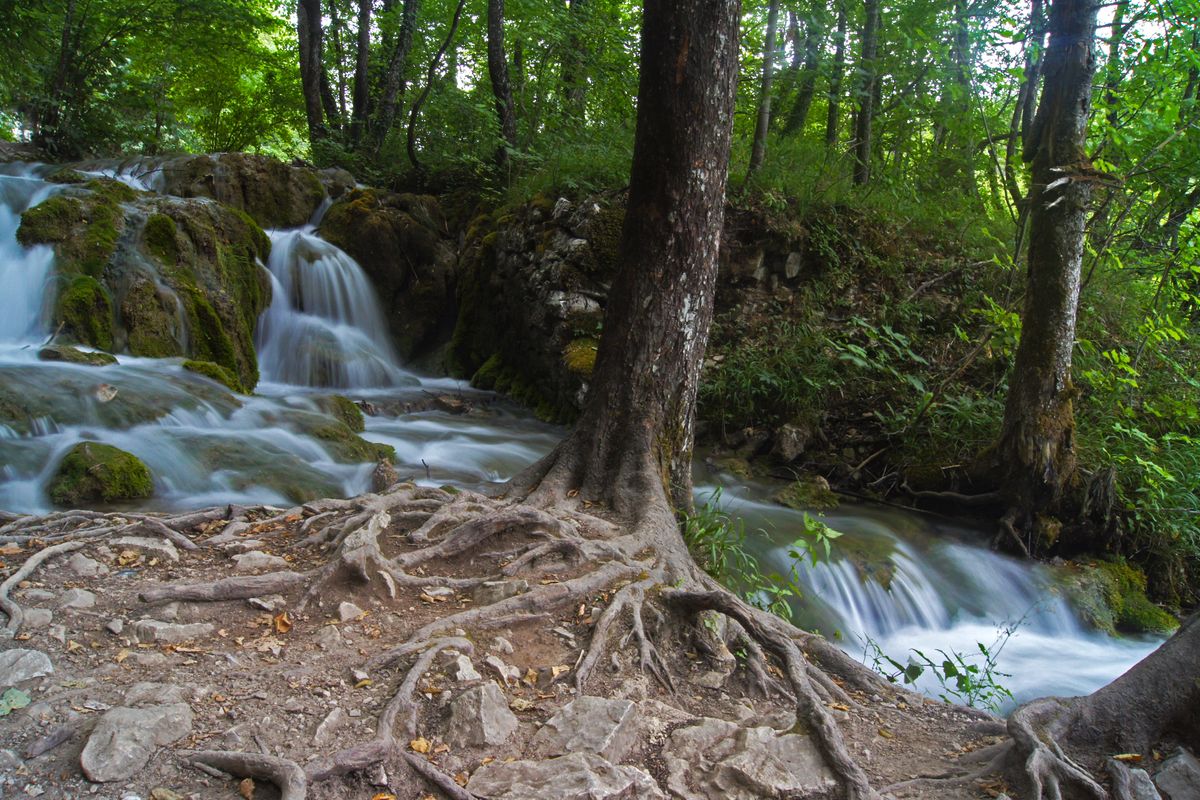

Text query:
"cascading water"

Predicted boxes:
[[0, 168, 58, 343]]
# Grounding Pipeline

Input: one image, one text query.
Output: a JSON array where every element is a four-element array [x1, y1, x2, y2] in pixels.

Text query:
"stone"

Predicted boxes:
[[80, 703, 193, 782], [484, 655, 521, 685], [453, 655, 482, 682], [784, 251, 803, 280], [314, 626, 342, 650], [47, 443, 153, 506], [533, 696, 638, 763], [111, 536, 180, 563], [223, 539, 265, 554], [68, 553, 109, 577], [473, 579, 528, 606], [312, 707, 348, 747], [467, 752, 665, 800], [247, 595, 286, 612], [58, 588, 97, 608], [134, 652, 167, 667], [446, 683, 518, 748], [338, 602, 365, 622], [232, 551, 287, 572], [133, 619, 214, 644], [24, 608, 53, 628], [47, 624, 66, 643], [22, 589, 55, 602], [1126, 768, 1163, 800], [106, 618, 125, 635], [1156, 748, 1200, 800], [492, 636, 514, 655], [771, 422, 813, 463], [661, 717, 836, 800], [124, 683, 187, 706], [0, 649, 54, 688]]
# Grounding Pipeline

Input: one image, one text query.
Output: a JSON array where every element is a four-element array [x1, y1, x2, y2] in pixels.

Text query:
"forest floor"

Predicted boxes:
[[0, 489, 1014, 800]]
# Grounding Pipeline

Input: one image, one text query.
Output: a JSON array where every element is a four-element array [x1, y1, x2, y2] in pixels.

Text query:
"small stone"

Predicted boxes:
[[151, 788, 186, 800], [232, 551, 287, 572], [58, 588, 97, 609], [133, 619, 214, 644], [692, 671, 727, 689], [134, 652, 168, 667], [24, 608, 53, 628], [473, 580, 528, 606], [80, 704, 194, 782], [350, 668, 370, 684], [106, 619, 125, 635], [484, 655, 520, 685], [221, 539, 265, 554], [247, 595, 286, 612], [68, 553, 109, 577], [467, 752, 665, 800], [492, 636, 515, 655], [125, 683, 187, 706], [0, 649, 54, 688], [551, 626, 576, 641], [453, 655, 482, 682], [337, 602, 365, 622], [314, 626, 342, 650], [447, 683, 519, 748], [1155, 747, 1200, 800], [534, 697, 639, 762], [784, 251, 803, 279], [312, 707, 348, 747], [111, 536, 180, 563], [47, 624, 67, 643], [23, 589, 55, 602], [368, 764, 388, 786]]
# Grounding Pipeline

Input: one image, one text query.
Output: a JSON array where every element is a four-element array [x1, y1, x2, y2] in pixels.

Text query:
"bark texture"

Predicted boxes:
[[850, 0, 881, 184], [825, 0, 847, 149], [994, 0, 1098, 526], [747, 0, 781, 179], [297, 0, 326, 145], [373, 0, 420, 151], [487, 0, 519, 169]]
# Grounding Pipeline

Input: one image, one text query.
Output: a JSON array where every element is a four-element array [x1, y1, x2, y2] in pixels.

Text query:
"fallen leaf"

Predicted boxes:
[[829, 703, 850, 712], [509, 697, 535, 712], [0, 543, 21, 555], [480, 757, 495, 765], [522, 668, 537, 687], [238, 777, 254, 799], [454, 772, 469, 787], [115, 649, 129, 664], [14, 632, 31, 641], [273, 612, 292, 634], [551, 665, 571, 679], [433, 743, 450, 754], [410, 737, 431, 754], [371, 794, 398, 800], [354, 679, 373, 689], [419, 593, 447, 604], [878, 728, 894, 739], [1112, 753, 1143, 762], [117, 550, 140, 566], [66, 640, 84, 653]]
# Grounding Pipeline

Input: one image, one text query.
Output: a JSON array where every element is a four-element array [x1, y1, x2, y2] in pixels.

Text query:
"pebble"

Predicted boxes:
[[68, 553, 108, 577], [106, 618, 125, 635], [492, 636, 515, 655], [232, 551, 288, 572], [338, 602, 365, 622], [24, 608, 53, 628]]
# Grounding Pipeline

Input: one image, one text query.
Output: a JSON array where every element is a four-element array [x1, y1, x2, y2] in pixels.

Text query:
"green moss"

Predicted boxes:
[[584, 204, 625, 275], [56, 275, 114, 350], [45, 169, 86, 185], [48, 442, 153, 506], [17, 195, 83, 247], [1062, 558, 1179, 635], [37, 345, 117, 366], [122, 278, 181, 358], [318, 395, 365, 432], [563, 338, 599, 376], [84, 178, 137, 204], [183, 360, 245, 393], [312, 420, 396, 464], [774, 475, 839, 510], [142, 213, 180, 265], [471, 354, 504, 390], [183, 291, 240, 382]]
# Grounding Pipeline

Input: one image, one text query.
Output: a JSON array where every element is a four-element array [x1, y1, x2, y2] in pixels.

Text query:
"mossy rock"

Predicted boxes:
[[317, 395, 365, 433], [774, 475, 839, 511], [154, 153, 326, 228], [122, 277, 182, 358], [18, 179, 129, 279], [183, 360, 245, 393], [1062, 558, 1179, 635], [142, 213, 180, 265], [55, 275, 114, 351], [48, 442, 153, 506], [311, 420, 396, 464], [37, 345, 117, 366], [44, 169, 87, 185], [563, 338, 599, 377]]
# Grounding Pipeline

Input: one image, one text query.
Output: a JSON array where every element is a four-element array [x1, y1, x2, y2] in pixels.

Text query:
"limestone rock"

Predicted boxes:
[[124, 683, 188, 706], [58, 588, 97, 609], [484, 655, 520, 685], [80, 704, 193, 782], [338, 601, 365, 622], [473, 579, 528, 606], [24, 608, 53, 628], [232, 551, 288, 572], [784, 251, 803, 280], [447, 683, 518, 748], [313, 707, 349, 747], [68, 553, 109, 577], [453, 655, 482, 682], [133, 619, 214, 644], [533, 696, 638, 762], [0, 649, 54, 688], [467, 752, 665, 800], [106, 618, 125, 635], [661, 717, 836, 800], [1156, 748, 1200, 800], [111, 536, 180, 563]]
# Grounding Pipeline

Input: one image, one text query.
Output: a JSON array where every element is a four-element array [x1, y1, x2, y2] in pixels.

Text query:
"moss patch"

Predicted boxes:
[[1062, 558, 1178, 635], [183, 360, 245, 393], [318, 395, 365, 433], [563, 338, 599, 377], [142, 213, 180, 265], [37, 345, 117, 366], [48, 442, 153, 506], [312, 420, 395, 464], [122, 278, 182, 358], [55, 275, 114, 350], [774, 475, 839, 510]]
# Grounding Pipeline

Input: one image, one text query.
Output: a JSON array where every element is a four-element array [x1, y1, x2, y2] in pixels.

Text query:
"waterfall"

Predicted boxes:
[[0, 171, 58, 345], [255, 228, 415, 389]]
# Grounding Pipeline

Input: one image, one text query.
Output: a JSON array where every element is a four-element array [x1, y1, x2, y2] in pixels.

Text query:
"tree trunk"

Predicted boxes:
[[935, 0, 974, 191], [517, 0, 740, 520], [297, 0, 327, 145], [993, 0, 1098, 528], [747, 0, 781, 180], [561, 0, 590, 120], [372, 0, 420, 152], [825, 0, 847, 149], [782, 4, 823, 137], [406, 0, 467, 170], [350, 0, 373, 144], [487, 0, 519, 170], [850, 0, 880, 184]]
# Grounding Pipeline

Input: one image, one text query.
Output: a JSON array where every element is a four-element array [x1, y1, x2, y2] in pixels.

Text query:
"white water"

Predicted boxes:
[[0, 164, 1165, 708]]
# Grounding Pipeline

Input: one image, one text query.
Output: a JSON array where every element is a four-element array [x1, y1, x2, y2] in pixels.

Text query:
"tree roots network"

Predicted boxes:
[[0, 483, 1130, 799]]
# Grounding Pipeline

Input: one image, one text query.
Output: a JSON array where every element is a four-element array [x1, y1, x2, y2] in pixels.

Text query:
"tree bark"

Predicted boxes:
[[993, 0, 1099, 526], [825, 0, 847, 150], [487, 0, 519, 170], [782, 4, 823, 137], [297, 0, 327, 146], [350, 0, 373, 144], [935, 0, 974, 191], [517, 0, 740, 519], [850, 0, 880, 184], [372, 0, 420, 152], [561, 0, 590, 120], [406, 0, 467, 170], [747, 0, 781, 180]]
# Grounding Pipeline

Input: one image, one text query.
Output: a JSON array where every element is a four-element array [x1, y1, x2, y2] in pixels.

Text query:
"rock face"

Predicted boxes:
[[446, 683, 519, 748], [533, 696, 638, 762], [0, 649, 54, 688], [661, 717, 837, 800], [1156, 748, 1200, 800], [79, 703, 193, 782], [133, 619, 215, 644], [47, 442, 153, 506], [466, 752, 665, 800], [319, 188, 458, 366]]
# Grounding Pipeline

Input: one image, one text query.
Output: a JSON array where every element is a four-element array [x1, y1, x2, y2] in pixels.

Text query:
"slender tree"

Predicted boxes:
[[781, 3, 823, 136], [349, 0, 372, 143], [372, 0, 420, 152], [487, 0, 519, 169], [825, 0, 847, 149], [849, 0, 880, 183], [297, 0, 327, 145], [747, 0, 782, 179]]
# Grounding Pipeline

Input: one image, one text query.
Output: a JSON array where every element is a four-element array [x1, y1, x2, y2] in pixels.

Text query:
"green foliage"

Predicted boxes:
[[863, 627, 1016, 713]]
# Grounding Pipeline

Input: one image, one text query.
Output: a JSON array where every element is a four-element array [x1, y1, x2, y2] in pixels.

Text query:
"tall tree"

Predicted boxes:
[[992, 0, 1099, 541], [561, 0, 590, 119], [825, 0, 847, 149], [349, 0, 373, 143], [849, 0, 880, 184], [747, 0, 782, 180], [297, 0, 327, 145], [487, 0, 518, 169], [781, 3, 823, 136], [372, 0, 420, 152]]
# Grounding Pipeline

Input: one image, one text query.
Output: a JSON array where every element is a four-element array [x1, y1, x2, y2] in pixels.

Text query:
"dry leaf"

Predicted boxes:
[[509, 697, 535, 711], [117, 550, 140, 566], [238, 777, 254, 799], [829, 703, 850, 712], [551, 665, 571, 679], [354, 679, 373, 689], [66, 640, 84, 652], [371, 794, 398, 800], [454, 772, 469, 787], [878, 728, 894, 739], [480, 756, 495, 765], [115, 649, 130, 663], [273, 612, 292, 634], [419, 592, 446, 604], [409, 737, 431, 754], [14, 632, 31, 641], [1112, 753, 1143, 762], [433, 743, 450, 754], [522, 668, 537, 687], [0, 543, 21, 555]]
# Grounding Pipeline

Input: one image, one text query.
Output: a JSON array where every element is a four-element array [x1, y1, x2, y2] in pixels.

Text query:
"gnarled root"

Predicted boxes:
[[1, 540, 86, 635], [184, 750, 307, 800], [1007, 697, 1106, 800]]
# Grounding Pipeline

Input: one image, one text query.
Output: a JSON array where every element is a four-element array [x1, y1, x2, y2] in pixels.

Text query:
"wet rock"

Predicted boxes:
[[312, 707, 349, 747], [232, 551, 288, 572], [533, 696, 638, 762], [662, 717, 836, 800], [338, 601, 365, 622], [111, 536, 180, 563], [1156, 748, 1200, 800], [446, 683, 518, 748], [133, 619, 214, 644], [473, 579, 528, 606], [467, 752, 665, 800], [68, 553, 109, 577], [47, 443, 153, 507], [24, 608, 53, 628], [80, 703, 193, 782], [0, 649, 54, 688], [58, 588, 97, 609]]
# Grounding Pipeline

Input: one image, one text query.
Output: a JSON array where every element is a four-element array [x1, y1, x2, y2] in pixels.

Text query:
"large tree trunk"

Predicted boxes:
[[850, 0, 881, 184], [825, 0, 847, 150], [372, 0, 420, 152], [298, 0, 327, 145], [560, 0, 590, 120], [517, 0, 740, 520], [993, 0, 1098, 533], [487, 0, 519, 170], [350, 0, 373, 144], [782, 4, 823, 137], [747, 0, 781, 180]]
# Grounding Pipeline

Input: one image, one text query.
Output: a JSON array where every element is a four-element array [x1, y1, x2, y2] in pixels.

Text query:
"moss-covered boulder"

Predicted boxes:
[[37, 345, 117, 366], [183, 360, 244, 393], [319, 188, 458, 365], [54, 275, 115, 350], [48, 442, 153, 506], [774, 475, 840, 511], [317, 394, 365, 432], [17, 180, 131, 279], [1061, 558, 1179, 635], [308, 418, 395, 464]]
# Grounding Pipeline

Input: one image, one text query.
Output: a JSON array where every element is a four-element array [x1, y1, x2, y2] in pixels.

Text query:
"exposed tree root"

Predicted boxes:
[[1, 540, 86, 635], [184, 751, 307, 800], [1007, 698, 1106, 800]]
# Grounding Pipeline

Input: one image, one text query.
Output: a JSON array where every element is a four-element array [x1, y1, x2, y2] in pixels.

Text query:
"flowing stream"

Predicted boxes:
[[0, 165, 1162, 709]]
